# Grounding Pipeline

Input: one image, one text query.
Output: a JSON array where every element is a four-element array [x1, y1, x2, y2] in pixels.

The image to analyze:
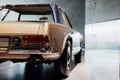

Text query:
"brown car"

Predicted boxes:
[[0, 4, 83, 78]]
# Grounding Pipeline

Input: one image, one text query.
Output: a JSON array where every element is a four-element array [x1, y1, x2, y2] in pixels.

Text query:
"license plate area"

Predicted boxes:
[[0, 38, 9, 52]]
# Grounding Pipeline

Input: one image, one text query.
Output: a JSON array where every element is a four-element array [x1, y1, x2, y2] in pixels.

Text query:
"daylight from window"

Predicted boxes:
[[85, 19, 120, 50]]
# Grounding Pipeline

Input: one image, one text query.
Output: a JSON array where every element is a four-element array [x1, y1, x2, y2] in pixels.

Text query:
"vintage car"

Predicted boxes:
[[0, 4, 83, 78]]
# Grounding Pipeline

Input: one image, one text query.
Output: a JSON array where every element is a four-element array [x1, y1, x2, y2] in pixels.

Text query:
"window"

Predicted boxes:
[[0, 9, 9, 21], [59, 9, 72, 28], [0, 5, 54, 22], [58, 9, 65, 24], [20, 14, 54, 22], [4, 10, 19, 21]]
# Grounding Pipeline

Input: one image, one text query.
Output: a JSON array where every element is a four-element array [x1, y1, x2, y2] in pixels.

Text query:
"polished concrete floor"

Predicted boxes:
[[0, 50, 119, 80]]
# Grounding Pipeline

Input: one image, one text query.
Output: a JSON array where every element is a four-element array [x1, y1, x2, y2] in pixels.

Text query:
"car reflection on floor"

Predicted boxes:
[[25, 63, 59, 80], [0, 50, 118, 80], [0, 58, 77, 80]]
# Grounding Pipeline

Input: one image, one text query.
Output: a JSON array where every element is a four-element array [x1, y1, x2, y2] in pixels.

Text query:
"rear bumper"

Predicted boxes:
[[0, 53, 29, 59], [0, 52, 60, 61]]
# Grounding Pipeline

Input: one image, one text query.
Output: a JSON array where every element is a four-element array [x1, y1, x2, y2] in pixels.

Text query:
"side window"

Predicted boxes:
[[4, 10, 19, 21], [0, 9, 9, 21], [59, 9, 65, 24], [59, 9, 72, 28]]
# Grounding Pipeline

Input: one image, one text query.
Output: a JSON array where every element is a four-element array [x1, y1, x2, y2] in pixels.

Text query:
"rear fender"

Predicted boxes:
[[45, 22, 72, 56]]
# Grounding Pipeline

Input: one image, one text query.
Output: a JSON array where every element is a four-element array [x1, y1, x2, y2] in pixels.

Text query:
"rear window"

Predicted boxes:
[[0, 9, 9, 20], [0, 5, 54, 22], [20, 13, 53, 22]]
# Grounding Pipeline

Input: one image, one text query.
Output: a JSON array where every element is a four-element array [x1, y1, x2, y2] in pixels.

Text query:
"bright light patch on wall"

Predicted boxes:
[[85, 20, 120, 50]]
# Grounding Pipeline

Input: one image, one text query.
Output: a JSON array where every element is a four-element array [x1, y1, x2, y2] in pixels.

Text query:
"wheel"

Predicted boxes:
[[54, 41, 72, 79], [74, 49, 82, 63]]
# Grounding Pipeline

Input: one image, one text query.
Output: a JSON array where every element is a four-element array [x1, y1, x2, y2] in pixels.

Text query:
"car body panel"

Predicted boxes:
[[0, 22, 40, 35]]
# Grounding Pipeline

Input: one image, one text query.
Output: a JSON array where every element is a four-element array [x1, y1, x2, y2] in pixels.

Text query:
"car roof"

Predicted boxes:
[[0, 4, 56, 14]]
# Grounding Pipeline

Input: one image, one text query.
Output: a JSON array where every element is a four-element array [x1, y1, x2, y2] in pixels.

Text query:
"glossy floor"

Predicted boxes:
[[0, 50, 119, 80], [67, 50, 119, 80]]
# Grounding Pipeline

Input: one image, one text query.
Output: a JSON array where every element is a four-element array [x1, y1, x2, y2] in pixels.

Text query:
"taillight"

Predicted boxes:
[[23, 35, 49, 44], [10, 35, 51, 53]]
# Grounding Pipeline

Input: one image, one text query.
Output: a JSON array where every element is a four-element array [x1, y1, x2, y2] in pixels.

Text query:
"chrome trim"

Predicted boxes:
[[42, 52, 60, 60], [8, 50, 52, 55]]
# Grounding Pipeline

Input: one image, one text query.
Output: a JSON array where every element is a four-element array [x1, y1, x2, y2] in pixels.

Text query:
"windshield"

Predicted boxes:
[[0, 5, 54, 22]]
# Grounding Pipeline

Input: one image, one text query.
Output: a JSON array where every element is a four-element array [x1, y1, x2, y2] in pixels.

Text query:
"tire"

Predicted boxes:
[[54, 41, 72, 79], [74, 49, 82, 63]]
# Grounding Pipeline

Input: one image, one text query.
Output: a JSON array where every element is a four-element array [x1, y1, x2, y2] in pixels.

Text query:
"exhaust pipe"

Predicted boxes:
[[28, 54, 45, 64]]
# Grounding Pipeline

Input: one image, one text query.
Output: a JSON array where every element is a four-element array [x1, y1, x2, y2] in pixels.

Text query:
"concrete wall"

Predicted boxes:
[[86, 0, 120, 50], [86, 0, 120, 24]]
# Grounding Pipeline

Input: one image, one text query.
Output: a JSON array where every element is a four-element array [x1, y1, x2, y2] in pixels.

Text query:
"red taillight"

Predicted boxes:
[[23, 35, 49, 44]]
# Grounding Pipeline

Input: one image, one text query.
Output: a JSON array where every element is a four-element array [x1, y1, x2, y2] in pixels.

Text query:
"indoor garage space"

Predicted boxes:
[[0, 0, 119, 80]]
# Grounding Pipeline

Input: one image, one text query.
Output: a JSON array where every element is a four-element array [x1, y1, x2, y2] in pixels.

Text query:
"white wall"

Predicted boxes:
[[85, 20, 120, 50]]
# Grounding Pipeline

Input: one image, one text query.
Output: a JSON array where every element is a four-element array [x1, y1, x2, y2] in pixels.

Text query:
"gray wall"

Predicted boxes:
[[86, 0, 120, 24], [0, 0, 85, 35], [86, 0, 120, 50]]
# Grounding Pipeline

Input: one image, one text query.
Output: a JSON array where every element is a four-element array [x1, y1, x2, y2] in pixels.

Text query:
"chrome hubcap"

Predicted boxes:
[[67, 42, 71, 71]]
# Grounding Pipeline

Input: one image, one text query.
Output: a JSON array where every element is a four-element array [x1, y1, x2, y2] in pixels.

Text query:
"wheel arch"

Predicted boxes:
[[61, 35, 72, 55]]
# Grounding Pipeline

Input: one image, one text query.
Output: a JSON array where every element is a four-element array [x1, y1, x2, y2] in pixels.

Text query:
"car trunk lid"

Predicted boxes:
[[0, 22, 41, 35]]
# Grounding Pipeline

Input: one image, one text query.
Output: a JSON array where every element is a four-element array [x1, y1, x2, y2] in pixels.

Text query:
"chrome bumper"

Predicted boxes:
[[0, 50, 60, 61]]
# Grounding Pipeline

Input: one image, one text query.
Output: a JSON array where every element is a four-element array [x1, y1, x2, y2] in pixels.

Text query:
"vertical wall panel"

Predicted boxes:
[[86, 0, 120, 24]]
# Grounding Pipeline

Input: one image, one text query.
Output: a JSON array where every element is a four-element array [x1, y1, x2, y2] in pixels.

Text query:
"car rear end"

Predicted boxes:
[[0, 22, 44, 60], [0, 22, 62, 64], [0, 4, 60, 62]]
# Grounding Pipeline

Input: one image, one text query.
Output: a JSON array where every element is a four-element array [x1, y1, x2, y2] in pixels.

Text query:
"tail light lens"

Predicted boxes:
[[23, 35, 49, 44], [11, 35, 51, 53]]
